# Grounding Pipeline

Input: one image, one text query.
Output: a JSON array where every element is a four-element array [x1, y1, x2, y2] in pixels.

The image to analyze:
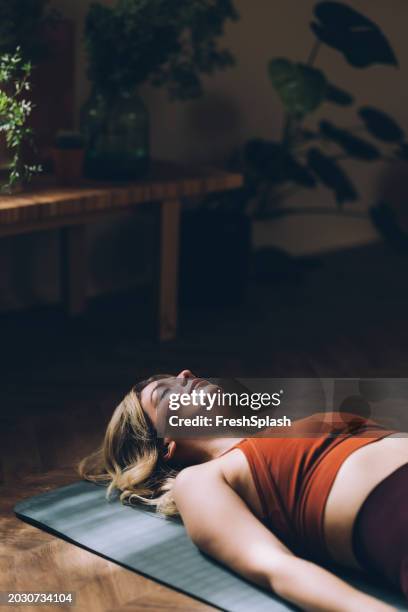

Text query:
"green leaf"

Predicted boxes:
[[286, 155, 317, 188], [359, 106, 404, 142], [311, 1, 398, 68], [325, 82, 353, 106], [268, 58, 327, 117], [315, 2, 374, 28], [320, 120, 380, 160], [307, 147, 358, 205]]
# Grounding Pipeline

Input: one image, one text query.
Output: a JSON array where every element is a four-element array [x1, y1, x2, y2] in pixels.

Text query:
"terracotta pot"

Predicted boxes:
[[52, 148, 85, 186]]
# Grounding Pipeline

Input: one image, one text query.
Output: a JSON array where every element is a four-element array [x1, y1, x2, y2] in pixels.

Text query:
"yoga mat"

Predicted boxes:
[[14, 481, 408, 612]]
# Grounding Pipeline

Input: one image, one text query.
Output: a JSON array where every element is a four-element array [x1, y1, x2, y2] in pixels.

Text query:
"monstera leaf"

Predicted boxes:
[[325, 82, 353, 106], [370, 202, 408, 254], [307, 147, 358, 205], [311, 1, 398, 68], [359, 107, 404, 142], [320, 120, 380, 160], [268, 58, 327, 116], [285, 155, 317, 188]]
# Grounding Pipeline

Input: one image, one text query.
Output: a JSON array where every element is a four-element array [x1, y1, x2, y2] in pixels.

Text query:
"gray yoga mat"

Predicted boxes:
[[14, 481, 408, 612]]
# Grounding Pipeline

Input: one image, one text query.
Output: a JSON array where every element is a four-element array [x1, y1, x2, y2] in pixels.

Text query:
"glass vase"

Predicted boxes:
[[81, 88, 150, 181]]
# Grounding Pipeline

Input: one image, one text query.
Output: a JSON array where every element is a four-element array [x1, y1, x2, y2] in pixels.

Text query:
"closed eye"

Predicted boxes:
[[151, 382, 171, 408], [159, 387, 170, 402]]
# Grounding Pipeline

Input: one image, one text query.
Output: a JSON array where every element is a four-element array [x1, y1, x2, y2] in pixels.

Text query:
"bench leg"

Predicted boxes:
[[157, 199, 181, 341], [60, 225, 87, 316]]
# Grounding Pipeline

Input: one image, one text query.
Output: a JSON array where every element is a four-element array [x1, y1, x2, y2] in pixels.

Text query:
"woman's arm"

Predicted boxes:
[[173, 464, 394, 612]]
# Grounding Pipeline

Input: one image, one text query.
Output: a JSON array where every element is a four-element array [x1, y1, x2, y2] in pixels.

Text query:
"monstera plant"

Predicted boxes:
[[243, 1, 408, 217]]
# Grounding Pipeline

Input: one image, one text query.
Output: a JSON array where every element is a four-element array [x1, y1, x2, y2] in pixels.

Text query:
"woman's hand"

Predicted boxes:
[[269, 554, 396, 612], [174, 463, 396, 612]]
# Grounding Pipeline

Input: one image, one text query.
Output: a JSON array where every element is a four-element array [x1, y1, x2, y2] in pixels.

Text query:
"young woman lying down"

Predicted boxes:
[[79, 371, 408, 612]]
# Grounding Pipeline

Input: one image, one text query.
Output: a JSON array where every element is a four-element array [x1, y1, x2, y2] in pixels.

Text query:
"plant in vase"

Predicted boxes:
[[53, 130, 85, 186], [0, 47, 41, 193], [226, 0, 408, 280], [82, 0, 238, 181], [183, 1, 408, 300], [242, 1, 408, 219]]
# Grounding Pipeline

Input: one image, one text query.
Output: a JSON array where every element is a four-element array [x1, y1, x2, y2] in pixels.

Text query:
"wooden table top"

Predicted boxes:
[[0, 160, 243, 234]]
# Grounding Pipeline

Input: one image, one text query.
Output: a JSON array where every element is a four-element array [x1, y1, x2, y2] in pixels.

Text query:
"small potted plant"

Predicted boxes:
[[52, 130, 85, 186]]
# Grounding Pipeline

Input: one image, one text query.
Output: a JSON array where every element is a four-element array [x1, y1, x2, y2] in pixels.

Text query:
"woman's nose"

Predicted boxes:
[[177, 369, 194, 379]]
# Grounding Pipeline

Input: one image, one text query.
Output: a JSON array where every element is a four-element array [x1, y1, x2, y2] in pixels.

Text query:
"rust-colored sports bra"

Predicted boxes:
[[225, 412, 395, 563]]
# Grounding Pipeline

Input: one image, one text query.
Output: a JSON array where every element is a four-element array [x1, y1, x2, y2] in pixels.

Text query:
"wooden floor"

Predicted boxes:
[[2, 240, 408, 611], [0, 469, 215, 612]]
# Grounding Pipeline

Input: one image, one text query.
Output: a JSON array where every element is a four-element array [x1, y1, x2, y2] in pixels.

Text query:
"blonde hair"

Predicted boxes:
[[77, 375, 179, 516]]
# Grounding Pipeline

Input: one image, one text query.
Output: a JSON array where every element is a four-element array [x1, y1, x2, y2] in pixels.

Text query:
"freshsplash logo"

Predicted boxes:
[[168, 388, 284, 411]]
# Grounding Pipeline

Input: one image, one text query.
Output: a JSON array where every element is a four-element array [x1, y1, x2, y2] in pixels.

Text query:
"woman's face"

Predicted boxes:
[[140, 370, 216, 431]]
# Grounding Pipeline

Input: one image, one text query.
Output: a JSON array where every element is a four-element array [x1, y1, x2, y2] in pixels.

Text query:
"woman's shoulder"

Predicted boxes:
[[174, 447, 265, 520], [175, 445, 248, 490], [173, 456, 234, 509], [174, 457, 224, 488]]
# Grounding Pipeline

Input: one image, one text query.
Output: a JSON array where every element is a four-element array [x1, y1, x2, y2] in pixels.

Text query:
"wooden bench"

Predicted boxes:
[[0, 161, 243, 340]]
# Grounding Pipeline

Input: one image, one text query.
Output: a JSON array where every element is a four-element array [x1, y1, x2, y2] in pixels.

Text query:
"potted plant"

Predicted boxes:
[[0, 47, 41, 193], [230, 0, 408, 282], [181, 1, 408, 304], [52, 130, 85, 186], [244, 2, 408, 215], [81, 0, 238, 180]]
